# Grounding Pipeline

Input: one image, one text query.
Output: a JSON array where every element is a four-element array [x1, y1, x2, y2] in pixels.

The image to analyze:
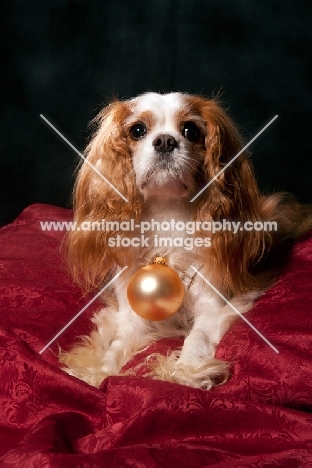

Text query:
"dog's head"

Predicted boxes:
[[78, 92, 252, 204], [126, 92, 207, 200]]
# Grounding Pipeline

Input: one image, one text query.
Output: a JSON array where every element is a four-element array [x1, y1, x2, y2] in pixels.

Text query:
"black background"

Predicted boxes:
[[1, 0, 311, 227]]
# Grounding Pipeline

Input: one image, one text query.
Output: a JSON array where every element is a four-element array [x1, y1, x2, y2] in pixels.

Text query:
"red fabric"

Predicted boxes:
[[0, 203, 312, 467]]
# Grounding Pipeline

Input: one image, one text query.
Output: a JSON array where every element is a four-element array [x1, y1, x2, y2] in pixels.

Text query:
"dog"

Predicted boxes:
[[60, 92, 310, 389]]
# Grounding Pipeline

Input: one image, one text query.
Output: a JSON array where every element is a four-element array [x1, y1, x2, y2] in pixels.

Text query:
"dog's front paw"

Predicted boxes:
[[60, 343, 110, 388], [143, 351, 230, 390], [61, 365, 109, 388]]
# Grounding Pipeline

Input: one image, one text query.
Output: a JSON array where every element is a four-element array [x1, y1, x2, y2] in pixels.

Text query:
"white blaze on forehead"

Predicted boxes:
[[130, 92, 185, 133]]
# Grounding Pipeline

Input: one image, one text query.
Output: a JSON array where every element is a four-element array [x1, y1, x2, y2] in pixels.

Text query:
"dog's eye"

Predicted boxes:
[[130, 123, 147, 140], [182, 121, 200, 142]]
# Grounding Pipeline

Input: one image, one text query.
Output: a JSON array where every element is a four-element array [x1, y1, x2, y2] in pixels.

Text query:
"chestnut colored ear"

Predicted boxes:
[[64, 100, 142, 291], [191, 98, 261, 223], [189, 98, 284, 296]]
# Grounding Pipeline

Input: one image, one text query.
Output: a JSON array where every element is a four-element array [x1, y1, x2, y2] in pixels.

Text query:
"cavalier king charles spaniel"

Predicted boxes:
[[60, 92, 308, 389]]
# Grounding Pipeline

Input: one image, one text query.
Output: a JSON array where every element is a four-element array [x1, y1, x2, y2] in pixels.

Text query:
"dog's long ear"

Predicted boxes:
[[191, 98, 260, 219], [190, 98, 282, 296], [65, 100, 142, 291]]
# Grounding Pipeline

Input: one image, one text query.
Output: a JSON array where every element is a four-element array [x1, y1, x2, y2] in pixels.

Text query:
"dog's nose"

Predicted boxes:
[[152, 134, 178, 153]]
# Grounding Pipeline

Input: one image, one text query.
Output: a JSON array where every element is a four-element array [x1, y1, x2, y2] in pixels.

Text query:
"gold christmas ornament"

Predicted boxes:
[[127, 256, 185, 321]]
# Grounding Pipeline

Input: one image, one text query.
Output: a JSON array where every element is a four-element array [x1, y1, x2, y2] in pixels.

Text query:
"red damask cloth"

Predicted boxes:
[[0, 204, 312, 467]]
